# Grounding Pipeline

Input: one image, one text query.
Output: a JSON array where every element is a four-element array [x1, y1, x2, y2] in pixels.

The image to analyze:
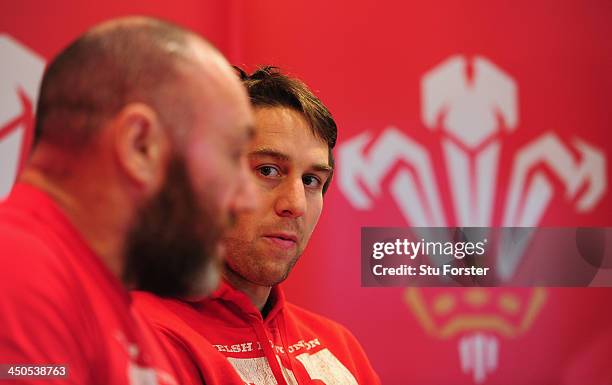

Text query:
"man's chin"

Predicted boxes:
[[250, 267, 292, 287]]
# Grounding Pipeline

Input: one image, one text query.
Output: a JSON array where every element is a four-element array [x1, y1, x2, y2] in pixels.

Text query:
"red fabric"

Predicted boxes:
[[132, 291, 247, 385], [0, 183, 179, 385], [133, 281, 381, 385]]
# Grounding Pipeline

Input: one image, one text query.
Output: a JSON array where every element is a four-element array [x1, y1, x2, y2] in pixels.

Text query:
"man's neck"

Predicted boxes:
[[18, 151, 130, 280], [223, 268, 273, 314]]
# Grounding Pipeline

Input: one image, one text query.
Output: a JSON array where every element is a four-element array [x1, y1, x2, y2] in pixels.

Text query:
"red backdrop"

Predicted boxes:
[[2, 1, 611, 384]]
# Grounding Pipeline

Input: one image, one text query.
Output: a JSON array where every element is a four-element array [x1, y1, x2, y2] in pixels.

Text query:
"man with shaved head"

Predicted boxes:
[[0, 17, 257, 384]]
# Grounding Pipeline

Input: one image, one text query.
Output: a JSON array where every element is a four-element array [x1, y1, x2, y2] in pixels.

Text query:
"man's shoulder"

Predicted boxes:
[[0, 209, 96, 381], [0, 204, 48, 246], [0, 210, 88, 320], [132, 292, 196, 327], [284, 301, 338, 323], [0, 208, 74, 289], [284, 301, 355, 340], [283, 301, 382, 384], [132, 291, 213, 345], [132, 292, 244, 383]]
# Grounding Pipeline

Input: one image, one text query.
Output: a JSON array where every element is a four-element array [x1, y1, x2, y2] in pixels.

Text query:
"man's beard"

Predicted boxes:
[[123, 155, 226, 298]]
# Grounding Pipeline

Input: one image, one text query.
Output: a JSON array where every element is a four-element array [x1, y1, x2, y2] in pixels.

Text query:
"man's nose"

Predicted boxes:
[[274, 177, 306, 218]]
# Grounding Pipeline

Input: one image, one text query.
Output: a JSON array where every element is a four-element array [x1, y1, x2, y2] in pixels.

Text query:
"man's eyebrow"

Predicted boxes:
[[249, 148, 290, 162], [312, 164, 333, 174]]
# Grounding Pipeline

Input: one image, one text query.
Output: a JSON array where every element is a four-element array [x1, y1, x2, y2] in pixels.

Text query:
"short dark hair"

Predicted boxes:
[[34, 17, 201, 147], [235, 66, 337, 193]]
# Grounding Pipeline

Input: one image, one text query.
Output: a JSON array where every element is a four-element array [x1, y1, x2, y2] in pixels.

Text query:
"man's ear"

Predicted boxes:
[[111, 103, 170, 193]]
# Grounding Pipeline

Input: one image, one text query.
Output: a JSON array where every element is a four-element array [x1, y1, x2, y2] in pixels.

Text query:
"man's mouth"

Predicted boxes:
[[262, 233, 298, 250]]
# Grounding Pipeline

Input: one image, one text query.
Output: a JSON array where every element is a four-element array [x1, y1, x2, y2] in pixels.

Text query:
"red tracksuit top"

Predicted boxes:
[[133, 281, 381, 385], [0, 183, 181, 385]]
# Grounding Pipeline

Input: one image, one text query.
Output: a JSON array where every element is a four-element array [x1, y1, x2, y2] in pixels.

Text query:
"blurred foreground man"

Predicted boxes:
[[0, 17, 256, 384], [134, 67, 381, 384]]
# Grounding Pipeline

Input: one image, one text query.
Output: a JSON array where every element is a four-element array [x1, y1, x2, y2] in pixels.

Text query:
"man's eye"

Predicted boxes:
[[303, 175, 322, 188], [257, 165, 281, 177]]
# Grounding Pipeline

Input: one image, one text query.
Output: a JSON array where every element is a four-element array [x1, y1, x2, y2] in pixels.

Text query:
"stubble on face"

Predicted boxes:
[[223, 220, 304, 287], [222, 107, 329, 289]]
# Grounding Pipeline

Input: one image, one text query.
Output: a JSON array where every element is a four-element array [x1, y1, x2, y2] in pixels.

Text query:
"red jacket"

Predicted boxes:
[[133, 281, 381, 385], [0, 183, 179, 385]]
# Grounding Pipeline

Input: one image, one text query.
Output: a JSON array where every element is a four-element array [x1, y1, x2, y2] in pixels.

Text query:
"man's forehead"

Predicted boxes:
[[249, 108, 328, 160], [252, 108, 324, 142], [248, 129, 328, 152]]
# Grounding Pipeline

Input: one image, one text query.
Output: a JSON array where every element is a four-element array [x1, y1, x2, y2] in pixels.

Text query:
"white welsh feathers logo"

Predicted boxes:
[[339, 55, 606, 229], [0, 34, 45, 199]]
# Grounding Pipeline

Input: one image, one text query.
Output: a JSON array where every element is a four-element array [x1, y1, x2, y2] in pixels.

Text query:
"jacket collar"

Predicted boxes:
[[208, 279, 286, 324]]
